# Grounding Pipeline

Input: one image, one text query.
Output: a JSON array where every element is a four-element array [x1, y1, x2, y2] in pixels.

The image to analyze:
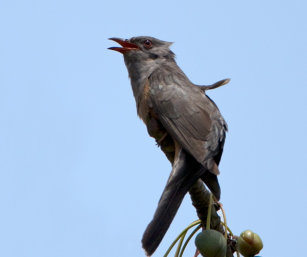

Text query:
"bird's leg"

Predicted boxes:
[[156, 132, 168, 145]]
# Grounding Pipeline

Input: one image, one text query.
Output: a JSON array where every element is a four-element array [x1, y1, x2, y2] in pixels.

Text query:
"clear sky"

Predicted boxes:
[[0, 1, 306, 257]]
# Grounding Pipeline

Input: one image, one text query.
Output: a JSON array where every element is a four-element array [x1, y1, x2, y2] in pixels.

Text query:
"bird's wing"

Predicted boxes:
[[148, 75, 225, 168]]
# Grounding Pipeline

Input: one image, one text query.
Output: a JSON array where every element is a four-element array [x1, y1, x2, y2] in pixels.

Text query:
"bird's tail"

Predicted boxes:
[[142, 150, 207, 256]]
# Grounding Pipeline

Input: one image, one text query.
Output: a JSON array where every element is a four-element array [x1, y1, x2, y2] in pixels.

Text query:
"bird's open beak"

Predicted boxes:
[[108, 38, 139, 54]]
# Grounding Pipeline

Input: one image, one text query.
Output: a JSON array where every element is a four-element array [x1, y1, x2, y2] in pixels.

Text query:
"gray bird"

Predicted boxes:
[[109, 36, 228, 256]]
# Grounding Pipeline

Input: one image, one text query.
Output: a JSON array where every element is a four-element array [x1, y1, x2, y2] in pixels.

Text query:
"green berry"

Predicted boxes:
[[195, 229, 227, 257], [237, 230, 263, 257]]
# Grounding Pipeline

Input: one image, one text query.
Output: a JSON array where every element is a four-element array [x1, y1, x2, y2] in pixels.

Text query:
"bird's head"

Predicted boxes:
[[109, 36, 175, 77]]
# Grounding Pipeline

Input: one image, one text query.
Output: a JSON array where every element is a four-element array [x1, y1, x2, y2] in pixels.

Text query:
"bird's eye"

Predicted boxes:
[[144, 39, 152, 49]]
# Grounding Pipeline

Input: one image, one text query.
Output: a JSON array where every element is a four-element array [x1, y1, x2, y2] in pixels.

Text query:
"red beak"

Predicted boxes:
[[108, 38, 139, 54]]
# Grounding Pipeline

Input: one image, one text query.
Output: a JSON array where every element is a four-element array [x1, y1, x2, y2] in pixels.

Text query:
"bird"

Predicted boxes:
[[108, 36, 228, 256]]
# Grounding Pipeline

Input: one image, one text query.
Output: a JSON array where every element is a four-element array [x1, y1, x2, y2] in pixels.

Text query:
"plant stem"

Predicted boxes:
[[178, 224, 202, 257], [206, 193, 213, 230], [163, 220, 201, 257], [219, 221, 234, 237], [174, 231, 187, 257], [218, 203, 228, 239]]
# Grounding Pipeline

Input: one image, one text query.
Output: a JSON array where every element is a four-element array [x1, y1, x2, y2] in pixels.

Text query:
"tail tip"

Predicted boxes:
[[142, 240, 154, 257]]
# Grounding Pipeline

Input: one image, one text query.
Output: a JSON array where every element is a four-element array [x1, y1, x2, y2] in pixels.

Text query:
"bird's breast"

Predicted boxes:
[[136, 79, 175, 162], [137, 79, 152, 122]]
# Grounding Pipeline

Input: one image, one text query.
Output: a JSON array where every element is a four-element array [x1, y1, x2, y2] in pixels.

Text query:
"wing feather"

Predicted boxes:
[[148, 72, 226, 167]]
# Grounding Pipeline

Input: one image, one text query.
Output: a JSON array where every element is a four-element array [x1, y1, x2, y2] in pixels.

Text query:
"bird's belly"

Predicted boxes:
[[146, 111, 176, 163], [138, 106, 175, 163]]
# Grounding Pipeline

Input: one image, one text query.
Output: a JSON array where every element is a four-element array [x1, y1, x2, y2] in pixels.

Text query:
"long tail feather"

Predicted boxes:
[[142, 150, 204, 256]]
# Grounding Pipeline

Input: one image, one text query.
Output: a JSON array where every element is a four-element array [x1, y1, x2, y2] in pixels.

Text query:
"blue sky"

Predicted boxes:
[[0, 1, 306, 257]]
